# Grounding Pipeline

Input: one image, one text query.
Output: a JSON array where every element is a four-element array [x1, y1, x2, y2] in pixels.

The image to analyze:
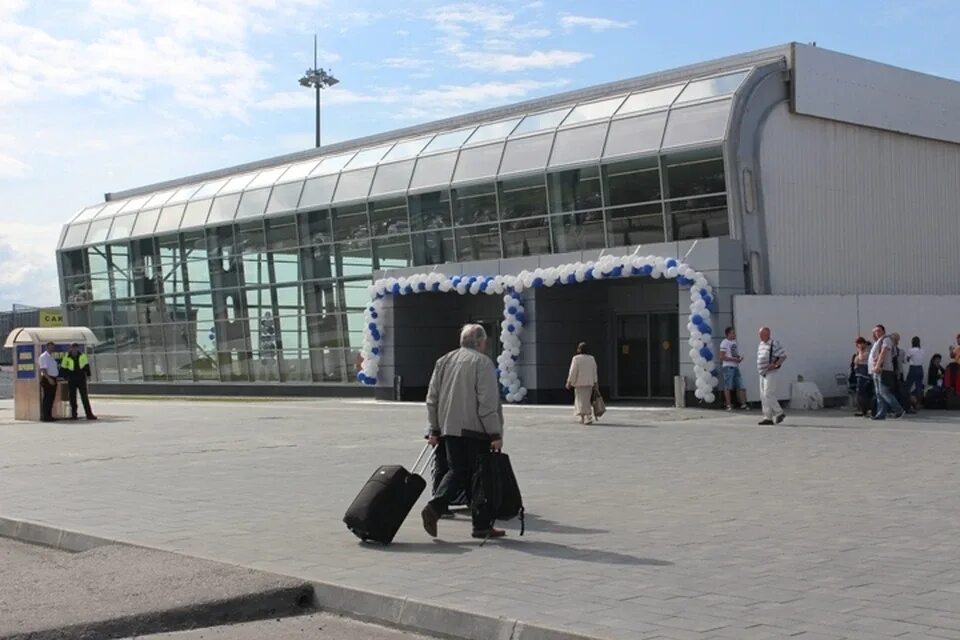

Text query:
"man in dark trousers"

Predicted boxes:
[[61, 343, 97, 421], [422, 324, 504, 540], [37, 341, 60, 422]]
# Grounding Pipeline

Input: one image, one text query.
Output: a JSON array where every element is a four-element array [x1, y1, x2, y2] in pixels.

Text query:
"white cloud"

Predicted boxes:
[[458, 49, 591, 72], [383, 57, 431, 69], [560, 15, 635, 31], [0, 153, 29, 178], [0, 221, 63, 308]]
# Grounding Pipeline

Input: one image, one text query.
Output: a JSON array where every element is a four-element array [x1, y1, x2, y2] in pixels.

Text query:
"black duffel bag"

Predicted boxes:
[[471, 451, 525, 543]]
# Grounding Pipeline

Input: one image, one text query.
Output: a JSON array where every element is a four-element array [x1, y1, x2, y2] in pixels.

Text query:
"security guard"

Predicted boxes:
[[37, 341, 60, 422], [61, 343, 97, 421]]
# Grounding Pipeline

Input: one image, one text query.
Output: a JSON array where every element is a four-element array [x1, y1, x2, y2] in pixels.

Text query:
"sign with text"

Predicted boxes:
[[39, 307, 64, 327], [16, 345, 35, 379]]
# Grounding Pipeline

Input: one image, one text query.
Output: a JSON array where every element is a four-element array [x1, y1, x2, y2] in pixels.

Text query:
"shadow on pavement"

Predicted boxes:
[[587, 422, 657, 429], [495, 539, 673, 566], [507, 513, 608, 535], [363, 540, 472, 554]]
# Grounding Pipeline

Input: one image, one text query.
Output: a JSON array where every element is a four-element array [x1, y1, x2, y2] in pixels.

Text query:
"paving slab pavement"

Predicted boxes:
[[0, 537, 312, 639], [130, 612, 433, 639], [2, 398, 960, 639]]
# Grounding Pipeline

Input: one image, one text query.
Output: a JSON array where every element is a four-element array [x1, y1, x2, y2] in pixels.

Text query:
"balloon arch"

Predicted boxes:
[[358, 251, 719, 404]]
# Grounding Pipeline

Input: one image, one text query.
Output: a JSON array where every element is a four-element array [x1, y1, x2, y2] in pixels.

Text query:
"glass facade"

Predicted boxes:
[[57, 68, 750, 385]]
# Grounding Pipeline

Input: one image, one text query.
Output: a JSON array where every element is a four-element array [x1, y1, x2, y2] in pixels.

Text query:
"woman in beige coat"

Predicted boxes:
[[566, 342, 599, 424]]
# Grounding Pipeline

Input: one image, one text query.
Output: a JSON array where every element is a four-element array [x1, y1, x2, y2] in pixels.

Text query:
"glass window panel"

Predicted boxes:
[[606, 203, 665, 247], [452, 143, 503, 183], [498, 175, 547, 220], [271, 253, 301, 284], [412, 230, 455, 266], [498, 133, 553, 175], [551, 210, 606, 252], [207, 193, 242, 224], [60, 250, 86, 278], [333, 168, 375, 202], [186, 261, 211, 290], [235, 187, 271, 219], [604, 111, 668, 158], [107, 214, 136, 241], [266, 181, 304, 214], [277, 159, 321, 184], [90, 274, 112, 300], [512, 108, 570, 136], [374, 236, 412, 270], [266, 215, 298, 251], [74, 205, 104, 222], [370, 160, 415, 196], [312, 152, 356, 176], [333, 204, 369, 242], [62, 223, 91, 248], [661, 99, 731, 149], [336, 240, 373, 277], [246, 166, 289, 190], [167, 184, 202, 205], [95, 201, 126, 218], [143, 189, 177, 210], [409, 152, 457, 191], [181, 231, 208, 259], [156, 203, 187, 233], [218, 173, 257, 195], [236, 220, 266, 254], [455, 224, 501, 262], [549, 122, 608, 167], [382, 136, 432, 162], [344, 144, 393, 170], [422, 128, 474, 154], [243, 255, 269, 286], [301, 209, 333, 247], [675, 71, 749, 104], [119, 195, 151, 214], [299, 175, 337, 209], [131, 208, 160, 236], [453, 183, 497, 226], [548, 166, 602, 213], [86, 219, 113, 244], [409, 190, 452, 231], [179, 199, 212, 229], [466, 119, 520, 145], [310, 348, 347, 382], [369, 198, 408, 237], [341, 280, 371, 309], [665, 152, 725, 198], [87, 246, 109, 273], [563, 96, 626, 125], [192, 178, 229, 200], [604, 157, 661, 206], [617, 84, 684, 115], [668, 195, 729, 240], [502, 217, 550, 258]]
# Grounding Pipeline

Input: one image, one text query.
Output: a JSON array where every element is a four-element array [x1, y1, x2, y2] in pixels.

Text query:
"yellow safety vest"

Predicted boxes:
[[61, 353, 89, 372]]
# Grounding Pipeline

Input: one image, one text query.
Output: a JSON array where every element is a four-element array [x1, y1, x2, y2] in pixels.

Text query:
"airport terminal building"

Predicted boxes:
[[56, 43, 960, 402]]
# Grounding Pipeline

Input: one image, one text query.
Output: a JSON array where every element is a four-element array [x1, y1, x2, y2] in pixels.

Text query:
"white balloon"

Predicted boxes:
[[704, 392, 715, 404], [666, 266, 679, 279], [689, 348, 699, 360], [709, 376, 719, 387], [694, 388, 704, 400]]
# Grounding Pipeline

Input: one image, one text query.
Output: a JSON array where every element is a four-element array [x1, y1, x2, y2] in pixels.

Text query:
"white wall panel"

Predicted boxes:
[[793, 44, 960, 144], [759, 102, 960, 295]]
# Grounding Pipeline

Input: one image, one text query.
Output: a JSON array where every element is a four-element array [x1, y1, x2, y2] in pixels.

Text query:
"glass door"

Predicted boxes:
[[616, 314, 649, 398], [650, 312, 679, 397]]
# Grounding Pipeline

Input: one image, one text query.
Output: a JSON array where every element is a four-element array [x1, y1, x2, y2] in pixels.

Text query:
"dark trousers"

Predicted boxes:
[[428, 436, 493, 532], [40, 378, 57, 421], [68, 378, 94, 418]]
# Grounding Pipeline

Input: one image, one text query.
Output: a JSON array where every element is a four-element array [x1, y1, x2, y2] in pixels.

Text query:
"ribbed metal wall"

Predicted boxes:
[[758, 103, 960, 295]]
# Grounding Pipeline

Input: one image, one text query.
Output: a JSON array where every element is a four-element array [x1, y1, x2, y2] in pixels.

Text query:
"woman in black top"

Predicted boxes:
[[928, 353, 945, 387]]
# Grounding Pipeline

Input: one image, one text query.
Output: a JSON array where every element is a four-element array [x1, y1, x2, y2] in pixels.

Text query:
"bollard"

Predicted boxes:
[[674, 375, 686, 408]]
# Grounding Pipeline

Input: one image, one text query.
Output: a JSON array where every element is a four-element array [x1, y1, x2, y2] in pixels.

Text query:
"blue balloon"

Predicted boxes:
[[532, 277, 544, 288], [508, 306, 518, 315], [611, 266, 623, 277], [371, 330, 381, 341], [368, 322, 377, 331], [700, 323, 712, 335], [357, 372, 367, 383], [507, 324, 516, 333], [631, 266, 642, 275], [692, 315, 704, 326], [467, 276, 477, 286], [699, 346, 714, 361], [372, 347, 380, 356], [515, 312, 526, 324], [370, 311, 378, 319], [641, 265, 653, 275], [417, 282, 426, 291], [364, 377, 376, 385], [368, 306, 376, 313], [452, 276, 462, 286], [403, 285, 414, 295], [584, 268, 595, 281], [566, 274, 577, 284], [479, 280, 488, 291], [375, 293, 384, 300], [666, 258, 678, 269], [495, 368, 500, 377], [391, 284, 401, 294], [511, 354, 518, 361], [432, 282, 440, 291]]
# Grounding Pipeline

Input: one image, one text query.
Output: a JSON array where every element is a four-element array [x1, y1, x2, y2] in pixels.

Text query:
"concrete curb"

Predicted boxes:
[[0, 516, 605, 640]]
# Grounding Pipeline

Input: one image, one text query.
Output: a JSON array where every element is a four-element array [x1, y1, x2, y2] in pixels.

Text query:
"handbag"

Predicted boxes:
[[591, 384, 606, 418]]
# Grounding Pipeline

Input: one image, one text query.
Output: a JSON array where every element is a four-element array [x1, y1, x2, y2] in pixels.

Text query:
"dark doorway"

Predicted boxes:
[[615, 312, 679, 399]]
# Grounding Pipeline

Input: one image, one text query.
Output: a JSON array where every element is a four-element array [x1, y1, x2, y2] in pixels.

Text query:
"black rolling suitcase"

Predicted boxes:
[[343, 444, 433, 544]]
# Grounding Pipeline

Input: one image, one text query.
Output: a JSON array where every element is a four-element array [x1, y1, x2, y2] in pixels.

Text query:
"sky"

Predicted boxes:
[[0, 0, 958, 309]]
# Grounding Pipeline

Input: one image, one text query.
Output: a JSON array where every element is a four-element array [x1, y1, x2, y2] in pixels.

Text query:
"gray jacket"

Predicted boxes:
[[426, 348, 503, 441]]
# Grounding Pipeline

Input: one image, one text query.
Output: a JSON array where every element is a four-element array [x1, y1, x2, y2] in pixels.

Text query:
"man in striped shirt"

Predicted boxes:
[[756, 326, 787, 425]]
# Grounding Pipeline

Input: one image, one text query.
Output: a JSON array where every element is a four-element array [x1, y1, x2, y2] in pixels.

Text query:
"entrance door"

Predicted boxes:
[[615, 312, 679, 399], [472, 319, 501, 363]]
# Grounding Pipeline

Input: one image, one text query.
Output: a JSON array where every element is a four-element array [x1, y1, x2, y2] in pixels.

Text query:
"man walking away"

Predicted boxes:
[[422, 324, 505, 540], [720, 326, 748, 411], [756, 327, 787, 425], [905, 336, 926, 409], [890, 333, 915, 414], [870, 324, 905, 420], [61, 343, 97, 421], [37, 341, 59, 422]]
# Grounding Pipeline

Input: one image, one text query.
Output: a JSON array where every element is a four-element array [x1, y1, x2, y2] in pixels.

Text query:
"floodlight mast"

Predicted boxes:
[[298, 34, 339, 148]]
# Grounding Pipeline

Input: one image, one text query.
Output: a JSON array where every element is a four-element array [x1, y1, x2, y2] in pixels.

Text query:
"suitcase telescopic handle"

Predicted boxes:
[[411, 442, 435, 475]]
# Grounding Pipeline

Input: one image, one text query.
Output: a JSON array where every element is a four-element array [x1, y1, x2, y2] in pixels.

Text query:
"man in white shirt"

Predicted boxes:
[[37, 341, 60, 422], [756, 327, 787, 425], [720, 326, 748, 411], [869, 324, 904, 420]]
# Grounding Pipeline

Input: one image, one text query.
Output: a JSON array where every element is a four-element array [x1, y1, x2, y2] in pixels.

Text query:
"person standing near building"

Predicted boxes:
[[61, 343, 97, 421], [422, 324, 505, 540], [889, 333, 913, 414], [566, 342, 599, 424], [869, 324, 904, 420], [37, 341, 59, 422], [756, 327, 787, 425], [720, 327, 748, 411], [905, 336, 926, 409]]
